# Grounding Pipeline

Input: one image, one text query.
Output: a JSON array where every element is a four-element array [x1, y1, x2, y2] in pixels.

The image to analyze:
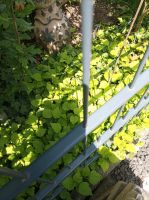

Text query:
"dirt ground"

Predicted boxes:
[[64, 0, 118, 44]]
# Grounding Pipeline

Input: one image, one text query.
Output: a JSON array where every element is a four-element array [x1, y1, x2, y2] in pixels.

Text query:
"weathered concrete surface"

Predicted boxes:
[[90, 130, 149, 200], [91, 179, 147, 200]]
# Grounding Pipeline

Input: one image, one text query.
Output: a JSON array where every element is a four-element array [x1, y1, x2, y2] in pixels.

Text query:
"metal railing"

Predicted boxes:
[[0, 0, 149, 199]]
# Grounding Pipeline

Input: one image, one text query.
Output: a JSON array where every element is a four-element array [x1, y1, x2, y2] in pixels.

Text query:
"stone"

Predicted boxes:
[[34, 0, 70, 53]]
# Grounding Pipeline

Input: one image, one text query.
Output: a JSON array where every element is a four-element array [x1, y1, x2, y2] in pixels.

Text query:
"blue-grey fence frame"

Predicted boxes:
[[36, 90, 149, 200]]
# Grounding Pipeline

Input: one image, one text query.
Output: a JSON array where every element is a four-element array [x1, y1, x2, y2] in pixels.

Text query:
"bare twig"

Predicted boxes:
[[108, 0, 145, 84], [11, 1, 20, 44]]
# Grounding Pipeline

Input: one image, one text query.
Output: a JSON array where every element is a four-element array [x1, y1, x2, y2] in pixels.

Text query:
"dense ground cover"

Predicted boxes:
[[0, 0, 149, 199]]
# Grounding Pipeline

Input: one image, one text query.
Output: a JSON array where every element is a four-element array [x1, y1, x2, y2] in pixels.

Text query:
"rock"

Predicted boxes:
[[34, 0, 70, 53]]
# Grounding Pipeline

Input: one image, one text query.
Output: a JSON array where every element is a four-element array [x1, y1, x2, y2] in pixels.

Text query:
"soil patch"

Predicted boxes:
[[64, 0, 118, 45]]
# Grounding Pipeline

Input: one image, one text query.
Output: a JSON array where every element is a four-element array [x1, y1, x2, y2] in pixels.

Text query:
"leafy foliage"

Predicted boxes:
[[0, 1, 149, 199], [78, 182, 92, 196], [89, 170, 102, 185], [0, 0, 41, 120], [62, 176, 75, 191]]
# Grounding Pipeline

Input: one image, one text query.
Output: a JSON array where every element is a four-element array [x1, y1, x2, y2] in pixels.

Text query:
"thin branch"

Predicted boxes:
[[108, 0, 145, 84], [11, 1, 20, 44]]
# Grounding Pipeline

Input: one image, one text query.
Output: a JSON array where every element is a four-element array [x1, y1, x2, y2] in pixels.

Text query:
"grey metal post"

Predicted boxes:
[[130, 45, 149, 88], [82, 0, 94, 128]]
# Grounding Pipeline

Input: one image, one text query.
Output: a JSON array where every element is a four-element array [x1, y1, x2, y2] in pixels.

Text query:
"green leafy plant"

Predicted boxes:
[[78, 182, 92, 196], [0, 2, 149, 199]]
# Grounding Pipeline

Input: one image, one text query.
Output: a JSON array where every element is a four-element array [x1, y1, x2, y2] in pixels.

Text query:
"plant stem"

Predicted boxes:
[[11, 1, 20, 44]]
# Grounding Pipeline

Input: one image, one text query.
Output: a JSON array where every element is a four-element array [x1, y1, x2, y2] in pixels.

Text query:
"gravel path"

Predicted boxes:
[[111, 132, 149, 189]]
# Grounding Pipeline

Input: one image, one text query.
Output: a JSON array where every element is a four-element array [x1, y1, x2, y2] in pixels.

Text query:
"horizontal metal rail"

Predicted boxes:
[[111, 105, 125, 130], [47, 186, 63, 200], [34, 87, 149, 200], [0, 68, 149, 200], [47, 153, 101, 200], [0, 167, 27, 180], [130, 46, 149, 88]]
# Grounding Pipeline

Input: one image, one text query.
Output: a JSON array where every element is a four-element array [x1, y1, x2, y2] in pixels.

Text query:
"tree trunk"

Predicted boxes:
[[34, 0, 70, 53]]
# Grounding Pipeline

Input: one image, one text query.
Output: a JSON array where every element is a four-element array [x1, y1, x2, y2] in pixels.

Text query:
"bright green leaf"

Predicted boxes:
[[70, 115, 79, 125], [46, 83, 52, 91], [26, 114, 38, 125], [52, 107, 61, 118], [51, 123, 62, 133], [89, 170, 102, 185], [108, 152, 119, 164], [42, 109, 52, 119], [6, 145, 15, 154], [82, 166, 90, 177], [99, 80, 108, 89], [62, 176, 75, 191], [78, 182, 92, 196], [60, 191, 71, 200], [98, 159, 109, 172], [32, 73, 42, 81], [73, 171, 82, 184], [36, 127, 46, 137], [32, 140, 44, 154], [125, 143, 136, 153]]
